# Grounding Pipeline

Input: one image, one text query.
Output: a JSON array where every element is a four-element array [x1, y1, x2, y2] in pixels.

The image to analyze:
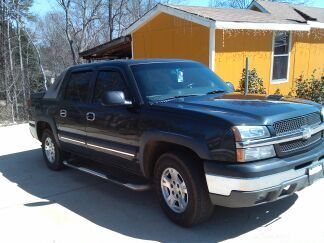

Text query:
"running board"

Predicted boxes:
[[63, 160, 152, 191]]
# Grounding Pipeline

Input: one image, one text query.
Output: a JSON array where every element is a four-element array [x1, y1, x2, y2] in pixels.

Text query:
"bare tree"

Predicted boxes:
[[0, 0, 46, 124], [56, 0, 109, 64]]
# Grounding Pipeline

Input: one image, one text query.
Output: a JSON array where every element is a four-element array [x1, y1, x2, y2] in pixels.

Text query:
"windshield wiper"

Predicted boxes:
[[153, 94, 201, 103], [206, 90, 226, 95], [173, 94, 200, 99]]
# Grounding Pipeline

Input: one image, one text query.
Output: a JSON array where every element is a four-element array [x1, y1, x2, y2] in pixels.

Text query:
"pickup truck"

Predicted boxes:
[[29, 59, 324, 227]]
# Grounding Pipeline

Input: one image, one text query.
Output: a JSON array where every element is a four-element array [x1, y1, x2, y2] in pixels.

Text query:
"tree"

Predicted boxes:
[[37, 0, 179, 70], [239, 68, 266, 94], [0, 0, 46, 123]]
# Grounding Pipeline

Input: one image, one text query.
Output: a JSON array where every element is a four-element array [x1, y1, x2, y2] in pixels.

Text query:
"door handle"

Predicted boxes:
[[60, 109, 67, 118], [86, 112, 95, 121]]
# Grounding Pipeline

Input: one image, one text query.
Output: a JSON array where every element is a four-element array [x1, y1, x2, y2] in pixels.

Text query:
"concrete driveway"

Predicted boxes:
[[0, 124, 323, 243]]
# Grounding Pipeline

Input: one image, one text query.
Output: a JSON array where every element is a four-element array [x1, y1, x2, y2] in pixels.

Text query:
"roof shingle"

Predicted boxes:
[[255, 0, 324, 23], [168, 4, 298, 24]]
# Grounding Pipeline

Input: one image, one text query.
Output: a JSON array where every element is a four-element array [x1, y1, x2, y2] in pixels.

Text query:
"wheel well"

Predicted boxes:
[[36, 121, 52, 140], [143, 141, 200, 178]]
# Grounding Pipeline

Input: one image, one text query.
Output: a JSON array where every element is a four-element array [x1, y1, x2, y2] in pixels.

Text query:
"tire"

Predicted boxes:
[[154, 151, 214, 227], [41, 129, 65, 170]]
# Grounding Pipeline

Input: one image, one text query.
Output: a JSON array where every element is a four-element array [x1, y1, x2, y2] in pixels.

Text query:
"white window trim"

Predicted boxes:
[[209, 27, 216, 71], [270, 31, 292, 84]]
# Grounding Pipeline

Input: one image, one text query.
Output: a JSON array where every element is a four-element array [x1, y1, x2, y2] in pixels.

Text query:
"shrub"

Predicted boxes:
[[295, 71, 324, 104], [239, 68, 266, 94]]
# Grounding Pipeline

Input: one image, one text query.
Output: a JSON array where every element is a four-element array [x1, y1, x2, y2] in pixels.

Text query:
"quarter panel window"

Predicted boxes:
[[64, 71, 92, 102], [93, 71, 130, 103], [272, 31, 290, 82]]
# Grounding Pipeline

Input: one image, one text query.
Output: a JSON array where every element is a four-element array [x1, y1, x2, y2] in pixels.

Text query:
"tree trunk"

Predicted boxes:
[[17, 2, 27, 107], [108, 0, 113, 41], [7, 18, 17, 123]]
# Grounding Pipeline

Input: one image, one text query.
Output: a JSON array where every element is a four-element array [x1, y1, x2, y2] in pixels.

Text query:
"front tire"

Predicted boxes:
[[41, 129, 65, 170], [154, 152, 214, 227]]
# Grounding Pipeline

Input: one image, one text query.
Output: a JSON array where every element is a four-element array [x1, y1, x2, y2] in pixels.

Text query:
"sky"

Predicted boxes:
[[31, 0, 324, 16]]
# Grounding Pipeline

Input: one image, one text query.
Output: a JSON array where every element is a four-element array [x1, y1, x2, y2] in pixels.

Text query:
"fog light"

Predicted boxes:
[[237, 145, 276, 162]]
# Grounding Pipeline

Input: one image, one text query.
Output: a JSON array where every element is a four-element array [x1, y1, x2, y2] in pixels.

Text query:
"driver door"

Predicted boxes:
[[85, 69, 141, 171]]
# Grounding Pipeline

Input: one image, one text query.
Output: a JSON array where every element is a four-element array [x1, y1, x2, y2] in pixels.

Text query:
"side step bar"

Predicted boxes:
[[63, 160, 152, 191]]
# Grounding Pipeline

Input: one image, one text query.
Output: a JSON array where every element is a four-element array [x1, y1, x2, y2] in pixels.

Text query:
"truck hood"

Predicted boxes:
[[153, 93, 321, 125]]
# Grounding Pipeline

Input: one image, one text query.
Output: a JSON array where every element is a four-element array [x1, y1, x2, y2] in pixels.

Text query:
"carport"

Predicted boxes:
[[79, 35, 132, 62]]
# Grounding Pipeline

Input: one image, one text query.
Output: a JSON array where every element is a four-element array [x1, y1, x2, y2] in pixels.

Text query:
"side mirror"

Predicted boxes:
[[226, 82, 235, 92], [101, 91, 132, 106]]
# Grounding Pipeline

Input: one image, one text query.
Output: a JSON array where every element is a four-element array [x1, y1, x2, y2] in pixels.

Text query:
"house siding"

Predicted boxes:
[[215, 29, 324, 95], [132, 13, 323, 96], [291, 30, 324, 82], [215, 29, 273, 93], [132, 13, 209, 66]]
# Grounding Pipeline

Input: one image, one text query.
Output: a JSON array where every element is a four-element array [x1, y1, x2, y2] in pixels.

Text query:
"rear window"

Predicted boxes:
[[64, 71, 92, 103]]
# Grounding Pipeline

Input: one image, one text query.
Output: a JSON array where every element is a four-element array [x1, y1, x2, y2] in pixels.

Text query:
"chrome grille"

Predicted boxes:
[[273, 113, 321, 135], [279, 132, 322, 152]]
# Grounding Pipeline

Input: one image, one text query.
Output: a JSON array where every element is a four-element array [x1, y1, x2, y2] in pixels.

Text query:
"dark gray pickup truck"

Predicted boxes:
[[29, 59, 324, 227]]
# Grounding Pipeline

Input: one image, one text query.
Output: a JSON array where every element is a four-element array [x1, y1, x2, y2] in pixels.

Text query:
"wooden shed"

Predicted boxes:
[[84, 0, 324, 94], [81, 0, 324, 95]]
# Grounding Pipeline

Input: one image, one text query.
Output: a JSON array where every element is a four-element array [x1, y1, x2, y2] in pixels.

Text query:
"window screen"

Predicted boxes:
[[64, 71, 92, 102], [272, 31, 290, 81], [93, 71, 129, 103]]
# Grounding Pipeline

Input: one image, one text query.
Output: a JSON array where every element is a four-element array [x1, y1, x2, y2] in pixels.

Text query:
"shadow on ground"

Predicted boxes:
[[0, 149, 297, 243]]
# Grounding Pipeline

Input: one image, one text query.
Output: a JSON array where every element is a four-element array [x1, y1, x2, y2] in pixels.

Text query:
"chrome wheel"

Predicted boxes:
[[44, 137, 55, 163], [161, 167, 188, 213]]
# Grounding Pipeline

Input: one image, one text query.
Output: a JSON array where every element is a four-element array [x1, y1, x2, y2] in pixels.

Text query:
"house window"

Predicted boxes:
[[271, 31, 291, 82]]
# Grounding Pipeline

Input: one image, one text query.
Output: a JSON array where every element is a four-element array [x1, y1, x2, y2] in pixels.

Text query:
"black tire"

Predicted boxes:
[[154, 151, 214, 227], [41, 129, 65, 170]]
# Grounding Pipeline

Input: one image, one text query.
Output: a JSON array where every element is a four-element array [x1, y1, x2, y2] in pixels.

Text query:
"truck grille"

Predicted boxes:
[[273, 113, 321, 135], [279, 132, 322, 152]]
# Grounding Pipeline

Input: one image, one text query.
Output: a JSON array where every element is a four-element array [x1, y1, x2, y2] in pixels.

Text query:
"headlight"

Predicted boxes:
[[232, 126, 275, 162], [232, 126, 270, 141], [237, 145, 276, 162], [321, 106, 324, 119]]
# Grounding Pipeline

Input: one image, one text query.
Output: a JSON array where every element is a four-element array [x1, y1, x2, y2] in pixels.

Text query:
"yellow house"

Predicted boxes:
[[122, 0, 324, 95]]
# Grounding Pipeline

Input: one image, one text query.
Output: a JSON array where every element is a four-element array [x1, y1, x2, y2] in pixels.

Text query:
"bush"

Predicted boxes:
[[295, 71, 324, 104], [239, 68, 266, 94]]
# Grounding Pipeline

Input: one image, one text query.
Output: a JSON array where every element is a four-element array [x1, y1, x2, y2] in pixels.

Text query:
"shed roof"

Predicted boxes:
[[79, 35, 132, 61], [167, 4, 297, 24], [124, 2, 324, 35], [253, 0, 324, 23]]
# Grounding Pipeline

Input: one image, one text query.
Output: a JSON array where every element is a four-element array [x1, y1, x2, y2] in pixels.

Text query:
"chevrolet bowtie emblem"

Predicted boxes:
[[301, 126, 312, 140]]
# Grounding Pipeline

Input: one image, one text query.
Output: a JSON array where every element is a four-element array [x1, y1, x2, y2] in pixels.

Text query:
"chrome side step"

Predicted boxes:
[[63, 160, 152, 191]]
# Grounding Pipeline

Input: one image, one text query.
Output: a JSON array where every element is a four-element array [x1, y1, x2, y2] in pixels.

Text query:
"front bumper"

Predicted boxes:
[[205, 143, 324, 207]]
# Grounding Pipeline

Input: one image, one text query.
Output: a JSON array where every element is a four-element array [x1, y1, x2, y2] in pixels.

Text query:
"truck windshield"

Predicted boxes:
[[131, 62, 231, 102]]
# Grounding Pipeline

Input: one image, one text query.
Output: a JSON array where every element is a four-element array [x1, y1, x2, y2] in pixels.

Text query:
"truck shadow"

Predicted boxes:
[[0, 149, 297, 243]]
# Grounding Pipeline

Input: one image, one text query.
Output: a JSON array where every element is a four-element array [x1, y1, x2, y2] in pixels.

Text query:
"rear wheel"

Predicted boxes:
[[154, 152, 214, 227], [41, 129, 65, 170]]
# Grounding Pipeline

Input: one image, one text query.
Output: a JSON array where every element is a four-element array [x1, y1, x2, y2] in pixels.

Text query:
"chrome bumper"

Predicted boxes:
[[206, 158, 324, 196]]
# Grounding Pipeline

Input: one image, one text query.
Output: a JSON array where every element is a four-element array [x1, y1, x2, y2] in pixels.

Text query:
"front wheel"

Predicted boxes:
[[41, 129, 65, 170], [154, 152, 214, 227]]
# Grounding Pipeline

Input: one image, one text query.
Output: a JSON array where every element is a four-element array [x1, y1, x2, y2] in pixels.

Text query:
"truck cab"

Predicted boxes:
[[29, 59, 324, 227]]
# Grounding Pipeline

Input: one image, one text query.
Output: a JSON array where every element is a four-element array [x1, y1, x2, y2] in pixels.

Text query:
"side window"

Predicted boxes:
[[93, 71, 130, 103], [64, 71, 92, 102], [272, 31, 290, 82]]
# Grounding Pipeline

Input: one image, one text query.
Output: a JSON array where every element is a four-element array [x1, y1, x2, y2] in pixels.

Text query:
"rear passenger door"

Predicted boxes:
[[55, 69, 94, 155], [86, 69, 141, 172]]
